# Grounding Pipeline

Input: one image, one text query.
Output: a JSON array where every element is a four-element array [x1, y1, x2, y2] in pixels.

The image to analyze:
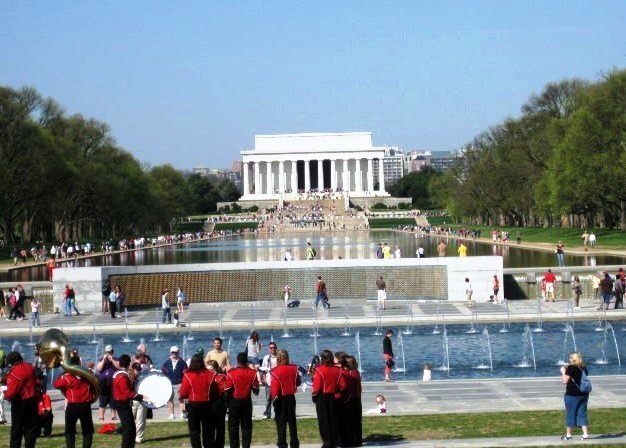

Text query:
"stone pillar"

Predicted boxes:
[[342, 159, 349, 192], [254, 162, 260, 195], [355, 158, 362, 191], [243, 162, 250, 195], [378, 158, 386, 193], [291, 160, 297, 193], [330, 159, 337, 191], [266, 162, 273, 195], [278, 161, 285, 193], [367, 158, 374, 193], [304, 160, 310, 192], [317, 159, 324, 191]]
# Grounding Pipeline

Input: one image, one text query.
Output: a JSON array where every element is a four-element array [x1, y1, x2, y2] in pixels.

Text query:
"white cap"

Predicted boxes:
[[170, 346, 179, 353], [104, 345, 113, 353]]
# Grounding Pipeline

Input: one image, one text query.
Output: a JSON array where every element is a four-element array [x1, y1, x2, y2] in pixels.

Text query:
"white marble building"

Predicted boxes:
[[240, 132, 390, 200]]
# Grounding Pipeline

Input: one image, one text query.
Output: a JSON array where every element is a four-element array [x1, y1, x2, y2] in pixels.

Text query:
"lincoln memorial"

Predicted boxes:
[[239, 132, 390, 202]]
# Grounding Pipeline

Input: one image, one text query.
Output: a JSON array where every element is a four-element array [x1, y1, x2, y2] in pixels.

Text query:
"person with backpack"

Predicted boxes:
[[560, 352, 590, 441], [305, 242, 317, 260]]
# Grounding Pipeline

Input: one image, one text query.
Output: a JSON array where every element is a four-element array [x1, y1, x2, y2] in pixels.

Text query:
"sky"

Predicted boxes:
[[1, 1, 624, 170]]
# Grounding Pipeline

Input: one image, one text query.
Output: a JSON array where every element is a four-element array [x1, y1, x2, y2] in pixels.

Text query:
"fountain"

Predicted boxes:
[[310, 313, 320, 338], [440, 326, 450, 373], [607, 322, 621, 367], [248, 302, 256, 330], [402, 303, 414, 335], [89, 306, 99, 344], [466, 308, 479, 334], [93, 339, 103, 366], [564, 300, 575, 331], [341, 315, 351, 337], [558, 323, 577, 366], [186, 303, 195, 341], [595, 325, 610, 365], [217, 309, 224, 338], [11, 340, 22, 354], [595, 308, 607, 332], [281, 308, 292, 338], [475, 327, 493, 371], [373, 305, 383, 336], [432, 300, 442, 334], [517, 324, 537, 369], [182, 335, 188, 362], [152, 308, 165, 342], [533, 299, 544, 332], [270, 332, 275, 343], [499, 300, 510, 333], [25, 315, 36, 347], [354, 331, 364, 373], [394, 333, 407, 374], [120, 308, 134, 343], [312, 331, 319, 359], [226, 336, 233, 355]]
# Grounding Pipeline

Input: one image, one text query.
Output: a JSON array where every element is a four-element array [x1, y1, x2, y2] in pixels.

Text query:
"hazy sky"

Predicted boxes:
[[2, 1, 624, 170]]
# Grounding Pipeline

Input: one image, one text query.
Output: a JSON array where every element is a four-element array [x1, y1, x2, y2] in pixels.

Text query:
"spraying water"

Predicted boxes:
[[121, 308, 134, 343], [186, 303, 195, 341], [607, 322, 621, 367], [402, 303, 414, 335], [373, 305, 383, 336], [440, 326, 450, 373], [281, 308, 292, 338], [517, 324, 537, 369], [354, 331, 364, 373], [558, 323, 577, 365], [395, 333, 407, 374], [533, 299, 544, 332], [499, 300, 510, 333]]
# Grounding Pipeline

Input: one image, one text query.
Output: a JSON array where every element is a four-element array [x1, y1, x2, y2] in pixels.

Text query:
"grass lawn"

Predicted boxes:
[[2, 408, 624, 447], [369, 218, 417, 229]]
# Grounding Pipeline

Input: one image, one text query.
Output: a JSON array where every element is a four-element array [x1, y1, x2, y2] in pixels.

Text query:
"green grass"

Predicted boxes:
[[2, 408, 623, 447], [213, 222, 259, 231], [369, 218, 417, 229]]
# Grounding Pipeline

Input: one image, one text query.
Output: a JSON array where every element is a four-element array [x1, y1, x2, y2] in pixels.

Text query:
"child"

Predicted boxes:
[[366, 395, 387, 414], [31, 296, 41, 328], [423, 363, 432, 382], [38, 392, 53, 437], [540, 278, 547, 301]]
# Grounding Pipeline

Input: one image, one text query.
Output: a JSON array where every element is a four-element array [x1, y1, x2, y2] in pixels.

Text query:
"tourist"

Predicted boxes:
[[375, 243, 383, 259], [544, 269, 556, 302], [457, 242, 467, 257], [393, 245, 401, 258], [283, 248, 293, 261], [572, 276, 582, 309], [311, 350, 344, 448], [260, 342, 278, 419], [162, 346, 188, 420], [116, 286, 126, 314], [67, 284, 80, 316], [382, 242, 392, 259], [555, 241, 565, 267], [0, 289, 5, 319], [224, 352, 260, 448], [161, 288, 172, 324], [376, 276, 387, 310], [416, 246, 425, 258], [102, 281, 111, 314], [207, 360, 227, 448], [108, 285, 118, 318], [383, 330, 394, 382], [345, 355, 363, 446], [313, 275, 327, 310], [4, 351, 40, 448], [176, 287, 186, 315], [270, 349, 300, 448], [490, 275, 500, 303], [46, 258, 55, 281], [581, 230, 589, 250], [179, 354, 216, 448], [591, 273, 601, 302], [464, 278, 473, 306], [205, 337, 231, 371], [245, 331, 262, 369], [30, 296, 41, 328], [282, 285, 294, 307], [305, 242, 317, 260], [560, 352, 590, 440], [53, 354, 96, 448], [598, 272, 613, 311], [437, 240, 447, 257], [615, 272, 625, 310], [96, 344, 120, 421], [589, 232, 596, 247], [112, 354, 144, 448]]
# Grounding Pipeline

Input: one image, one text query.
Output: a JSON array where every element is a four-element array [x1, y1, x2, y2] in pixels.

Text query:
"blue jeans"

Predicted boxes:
[[64, 300, 72, 316], [162, 307, 171, 323], [314, 293, 325, 308], [564, 394, 588, 427], [32, 311, 40, 327], [556, 253, 565, 267]]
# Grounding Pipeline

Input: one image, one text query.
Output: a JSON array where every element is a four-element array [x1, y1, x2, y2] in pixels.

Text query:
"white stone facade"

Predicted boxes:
[[240, 132, 390, 200]]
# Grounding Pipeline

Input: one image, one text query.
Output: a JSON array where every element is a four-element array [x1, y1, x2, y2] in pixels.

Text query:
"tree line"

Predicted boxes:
[[0, 86, 239, 245], [428, 68, 626, 230]]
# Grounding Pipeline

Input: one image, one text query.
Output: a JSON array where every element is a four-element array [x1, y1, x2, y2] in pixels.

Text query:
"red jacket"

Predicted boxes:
[[349, 369, 362, 399], [112, 370, 138, 401], [4, 362, 39, 402], [38, 393, 52, 415], [214, 373, 226, 397], [312, 365, 345, 397], [336, 368, 351, 401], [224, 366, 259, 400], [270, 364, 301, 399], [53, 373, 95, 403], [179, 369, 216, 402]]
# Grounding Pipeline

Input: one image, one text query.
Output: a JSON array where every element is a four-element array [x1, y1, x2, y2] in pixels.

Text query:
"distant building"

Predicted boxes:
[[373, 146, 404, 187], [428, 152, 461, 172], [192, 166, 241, 186]]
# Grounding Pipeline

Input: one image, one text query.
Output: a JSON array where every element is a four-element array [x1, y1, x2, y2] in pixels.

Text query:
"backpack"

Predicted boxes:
[[311, 248, 317, 257], [576, 367, 592, 394]]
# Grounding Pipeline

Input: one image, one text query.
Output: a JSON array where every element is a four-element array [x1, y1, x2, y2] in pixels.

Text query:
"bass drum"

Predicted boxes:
[[135, 369, 173, 409]]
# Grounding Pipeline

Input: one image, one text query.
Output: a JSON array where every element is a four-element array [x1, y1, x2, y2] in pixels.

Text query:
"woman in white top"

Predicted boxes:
[[245, 331, 262, 368], [176, 287, 186, 314]]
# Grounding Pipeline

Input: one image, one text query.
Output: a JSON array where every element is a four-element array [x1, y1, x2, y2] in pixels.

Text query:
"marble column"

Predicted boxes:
[[367, 158, 374, 193], [304, 160, 311, 192], [342, 159, 349, 192], [243, 162, 250, 195], [355, 158, 362, 191], [317, 159, 324, 191], [330, 159, 337, 191], [254, 162, 260, 194], [291, 160, 297, 193], [378, 158, 386, 193], [278, 161, 285, 193], [266, 162, 273, 195]]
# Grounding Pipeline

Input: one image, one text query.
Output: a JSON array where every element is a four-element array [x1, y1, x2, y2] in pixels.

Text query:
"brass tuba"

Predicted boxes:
[[38, 328, 100, 403]]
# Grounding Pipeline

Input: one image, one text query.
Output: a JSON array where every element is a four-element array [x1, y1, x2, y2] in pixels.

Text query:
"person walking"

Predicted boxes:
[[383, 330, 394, 382], [179, 354, 217, 448], [598, 272, 613, 311], [311, 350, 345, 448], [270, 349, 300, 448], [53, 354, 96, 448], [161, 288, 172, 324], [457, 242, 467, 257], [572, 276, 582, 309], [224, 352, 260, 448], [4, 351, 40, 448], [464, 278, 473, 306], [67, 284, 80, 316], [305, 242, 317, 260], [313, 276, 327, 310], [436, 241, 447, 257], [491, 275, 500, 303], [376, 276, 387, 310], [112, 354, 144, 448], [560, 352, 590, 441]]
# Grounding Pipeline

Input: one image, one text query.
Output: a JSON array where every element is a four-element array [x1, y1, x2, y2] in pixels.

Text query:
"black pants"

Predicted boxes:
[[211, 397, 226, 448], [274, 395, 299, 448], [315, 394, 339, 448], [38, 411, 53, 437], [115, 400, 135, 448], [10, 396, 39, 448], [339, 398, 362, 447], [187, 401, 213, 448], [109, 301, 117, 318], [65, 402, 94, 448], [228, 397, 252, 448]]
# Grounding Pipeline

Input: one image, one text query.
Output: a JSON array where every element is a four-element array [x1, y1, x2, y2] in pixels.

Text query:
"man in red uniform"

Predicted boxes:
[[224, 352, 259, 448], [207, 360, 227, 448], [4, 351, 40, 448], [112, 354, 144, 448], [270, 349, 301, 448], [311, 350, 346, 448], [53, 355, 96, 448]]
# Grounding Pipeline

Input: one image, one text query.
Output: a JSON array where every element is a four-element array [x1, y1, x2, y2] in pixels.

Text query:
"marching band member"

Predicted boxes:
[[224, 352, 259, 448], [270, 349, 301, 448], [112, 355, 144, 448], [179, 354, 217, 448], [311, 350, 346, 448], [4, 351, 40, 448]]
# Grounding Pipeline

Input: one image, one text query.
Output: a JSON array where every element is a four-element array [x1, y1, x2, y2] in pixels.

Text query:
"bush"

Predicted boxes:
[[371, 203, 388, 210]]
